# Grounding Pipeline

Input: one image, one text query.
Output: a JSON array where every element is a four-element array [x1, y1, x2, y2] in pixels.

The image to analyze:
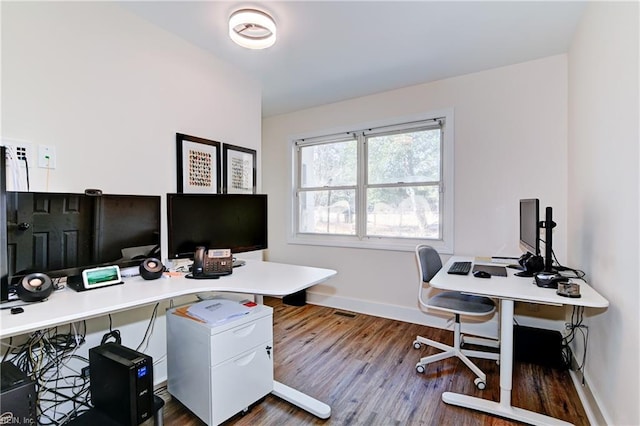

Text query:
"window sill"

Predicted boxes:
[[288, 234, 453, 254]]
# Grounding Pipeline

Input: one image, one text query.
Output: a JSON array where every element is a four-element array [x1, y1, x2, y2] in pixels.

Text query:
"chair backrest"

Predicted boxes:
[[415, 244, 443, 283]]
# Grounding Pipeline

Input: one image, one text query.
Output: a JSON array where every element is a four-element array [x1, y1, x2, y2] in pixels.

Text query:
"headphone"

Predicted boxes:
[[139, 258, 165, 280], [16, 272, 54, 302], [518, 253, 544, 274]]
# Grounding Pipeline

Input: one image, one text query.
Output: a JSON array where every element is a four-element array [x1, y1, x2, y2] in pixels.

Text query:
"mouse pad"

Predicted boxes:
[[473, 264, 508, 277]]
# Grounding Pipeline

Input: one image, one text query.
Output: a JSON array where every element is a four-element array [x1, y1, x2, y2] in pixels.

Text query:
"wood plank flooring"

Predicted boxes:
[[159, 297, 588, 425]]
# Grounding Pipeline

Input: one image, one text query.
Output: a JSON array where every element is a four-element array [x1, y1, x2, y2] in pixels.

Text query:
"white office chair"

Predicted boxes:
[[412, 244, 499, 389]]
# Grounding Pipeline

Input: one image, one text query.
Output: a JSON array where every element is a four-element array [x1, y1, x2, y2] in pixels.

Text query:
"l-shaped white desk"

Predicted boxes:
[[0, 260, 337, 420], [431, 257, 609, 426]]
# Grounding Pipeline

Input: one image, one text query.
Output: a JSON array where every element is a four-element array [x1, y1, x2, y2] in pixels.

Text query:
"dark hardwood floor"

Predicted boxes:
[[159, 297, 588, 425]]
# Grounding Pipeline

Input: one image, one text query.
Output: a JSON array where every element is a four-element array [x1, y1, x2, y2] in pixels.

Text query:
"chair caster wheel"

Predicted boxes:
[[413, 341, 421, 350], [474, 378, 486, 390], [416, 364, 425, 374]]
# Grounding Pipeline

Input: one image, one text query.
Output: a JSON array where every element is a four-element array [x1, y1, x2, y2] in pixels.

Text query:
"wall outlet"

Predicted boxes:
[[1, 140, 35, 167], [38, 144, 57, 169]]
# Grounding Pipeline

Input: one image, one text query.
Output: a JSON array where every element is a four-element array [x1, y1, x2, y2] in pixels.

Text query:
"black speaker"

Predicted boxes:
[[16, 273, 53, 302], [139, 258, 164, 280]]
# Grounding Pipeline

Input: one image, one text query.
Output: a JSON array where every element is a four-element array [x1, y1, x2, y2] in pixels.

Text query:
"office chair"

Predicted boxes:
[[412, 244, 499, 389]]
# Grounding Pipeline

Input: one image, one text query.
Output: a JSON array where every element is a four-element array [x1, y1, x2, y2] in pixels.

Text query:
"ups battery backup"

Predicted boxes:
[[0, 361, 37, 425], [89, 343, 154, 426]]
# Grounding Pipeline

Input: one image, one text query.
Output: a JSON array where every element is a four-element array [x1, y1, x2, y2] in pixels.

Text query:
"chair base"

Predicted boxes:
[[413, 325, 499, 390]]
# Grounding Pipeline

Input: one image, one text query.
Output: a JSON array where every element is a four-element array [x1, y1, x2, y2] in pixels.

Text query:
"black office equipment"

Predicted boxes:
[[516, 199, 545, 277], [0, 361, 37, 424], [541, 206, 556, 273], [5, 192, 160, 287], [1, 146, 8, 301], [89, 343, 154, 426], [519, 198, 540, 256], [447, 261, 472, 275], [534, 272, 567, 289], [166, 193, 268, 260], [514, 325, 567, 370], [188, 247, 233, 279]]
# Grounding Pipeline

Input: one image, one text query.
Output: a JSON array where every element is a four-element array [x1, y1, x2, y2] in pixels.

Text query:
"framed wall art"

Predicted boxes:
[[176, 133, 221, 193], [222, 144, 256, 194]]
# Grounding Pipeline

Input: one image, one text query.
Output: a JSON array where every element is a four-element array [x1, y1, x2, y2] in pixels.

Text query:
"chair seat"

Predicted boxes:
[[427, 291, 495, 316]]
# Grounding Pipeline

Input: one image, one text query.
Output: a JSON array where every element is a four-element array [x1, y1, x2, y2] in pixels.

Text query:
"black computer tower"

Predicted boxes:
[[514, 325, 567, 369], [0, 361, 37, 424], [89, 343, 154, 426]]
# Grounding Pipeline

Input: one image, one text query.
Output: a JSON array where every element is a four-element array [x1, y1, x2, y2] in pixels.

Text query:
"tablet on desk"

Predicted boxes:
[[472, 264, 508, 277]]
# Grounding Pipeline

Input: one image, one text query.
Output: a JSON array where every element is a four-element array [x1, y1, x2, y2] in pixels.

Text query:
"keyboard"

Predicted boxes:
[[447, 261, 472, 275]]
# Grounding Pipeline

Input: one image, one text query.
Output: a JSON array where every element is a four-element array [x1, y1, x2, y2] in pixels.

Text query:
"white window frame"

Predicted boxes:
[[288, 109, 454, 254]]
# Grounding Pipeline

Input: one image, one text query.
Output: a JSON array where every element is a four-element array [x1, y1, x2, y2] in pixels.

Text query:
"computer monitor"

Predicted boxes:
[[5, 191, 161, 285], [519, 198, 540, 256], [166, 193, 268, 259], [1, 147, 8, 301]]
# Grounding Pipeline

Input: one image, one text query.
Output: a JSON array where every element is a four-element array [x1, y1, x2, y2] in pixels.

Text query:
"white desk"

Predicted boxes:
[[430, 257, 608, 426], [0, 260, 337, 419]]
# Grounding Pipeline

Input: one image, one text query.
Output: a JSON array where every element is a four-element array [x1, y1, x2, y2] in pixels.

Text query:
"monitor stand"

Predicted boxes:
[[232, 258, 246, 268]]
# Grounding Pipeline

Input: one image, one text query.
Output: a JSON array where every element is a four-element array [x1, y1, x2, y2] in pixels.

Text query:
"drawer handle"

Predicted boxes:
[[234, 351, 256, 366], [233, 323, 256, 337]]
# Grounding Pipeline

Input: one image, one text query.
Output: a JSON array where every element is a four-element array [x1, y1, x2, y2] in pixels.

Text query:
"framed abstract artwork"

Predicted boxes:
[[176, 133, 221, 193], [222, 144, 256, 194]]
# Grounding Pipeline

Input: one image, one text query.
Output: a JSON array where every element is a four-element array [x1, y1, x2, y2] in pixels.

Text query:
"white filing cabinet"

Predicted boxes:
[[167, 303, 274, 425]]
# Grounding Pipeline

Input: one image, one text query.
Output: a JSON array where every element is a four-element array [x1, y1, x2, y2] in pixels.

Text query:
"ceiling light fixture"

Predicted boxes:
[[229, 9, 276, 50]]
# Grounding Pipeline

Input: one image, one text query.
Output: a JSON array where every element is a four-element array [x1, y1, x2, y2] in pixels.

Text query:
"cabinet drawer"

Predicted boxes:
[[210, 343, 274, 425], [210, 315, 272, 365]]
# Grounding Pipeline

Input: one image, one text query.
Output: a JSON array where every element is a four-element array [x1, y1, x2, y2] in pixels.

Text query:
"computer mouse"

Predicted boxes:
[[473, 270, 491, 279]]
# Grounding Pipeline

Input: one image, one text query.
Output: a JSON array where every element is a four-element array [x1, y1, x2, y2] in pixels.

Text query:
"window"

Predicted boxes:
[[290, 111, 454, 253]]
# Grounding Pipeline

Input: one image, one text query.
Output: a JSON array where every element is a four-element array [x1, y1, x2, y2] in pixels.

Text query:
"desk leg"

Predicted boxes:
[[442, 299, 573, 426], [272, 380, 331, 419]]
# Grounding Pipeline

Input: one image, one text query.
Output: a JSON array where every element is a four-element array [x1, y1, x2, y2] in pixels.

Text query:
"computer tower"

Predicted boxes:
[[89, 343, 154, 426], [0, 361, 37, 424], [514, 325, 567, 369]]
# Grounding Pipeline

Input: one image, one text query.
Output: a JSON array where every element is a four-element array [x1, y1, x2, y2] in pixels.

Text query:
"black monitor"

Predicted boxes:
[[5, 191, 161, 284], [519, 198, 540, 256], [166, 193, 268, 259], [1, 147, 8, 301]]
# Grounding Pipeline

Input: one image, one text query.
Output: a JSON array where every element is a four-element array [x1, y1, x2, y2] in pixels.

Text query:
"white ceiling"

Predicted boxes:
[[119, 1, 587, 117]]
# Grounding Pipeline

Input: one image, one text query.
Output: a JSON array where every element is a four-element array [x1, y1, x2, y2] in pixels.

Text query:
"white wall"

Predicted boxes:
[[1, 1, 261, 387], [263, 55, 569, 331], [568, 2, 639, 425]]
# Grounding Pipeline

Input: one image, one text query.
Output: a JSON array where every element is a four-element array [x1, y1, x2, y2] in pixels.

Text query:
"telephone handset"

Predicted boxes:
[[189, 246, 233, 279]]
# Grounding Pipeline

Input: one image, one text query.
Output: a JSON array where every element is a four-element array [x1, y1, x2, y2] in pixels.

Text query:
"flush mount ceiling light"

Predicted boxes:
[[229, 9, 276, 50]]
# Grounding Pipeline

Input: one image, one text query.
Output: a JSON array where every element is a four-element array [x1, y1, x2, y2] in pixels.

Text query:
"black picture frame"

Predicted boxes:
[[222, 144, 257, 194], [176, 133, 221, 193]]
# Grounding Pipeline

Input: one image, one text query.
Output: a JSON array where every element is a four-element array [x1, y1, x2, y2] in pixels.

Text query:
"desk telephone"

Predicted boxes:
[[188, 247, 233, 279]]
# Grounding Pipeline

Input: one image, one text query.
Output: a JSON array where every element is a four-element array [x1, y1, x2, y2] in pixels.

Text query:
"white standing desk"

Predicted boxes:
[[0, 260, 337, 419], [430, 257, 608, 426]]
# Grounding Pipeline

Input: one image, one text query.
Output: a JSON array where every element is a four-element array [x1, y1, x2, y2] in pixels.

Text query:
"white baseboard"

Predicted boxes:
[[305, 291, 499, 339], [569, 362, 610, 425]]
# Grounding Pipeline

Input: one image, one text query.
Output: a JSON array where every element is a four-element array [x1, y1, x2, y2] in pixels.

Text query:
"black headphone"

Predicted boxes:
[[16, 273, 54, 302], [139, 258, 165, 280], [518, 253, 544, 274]]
